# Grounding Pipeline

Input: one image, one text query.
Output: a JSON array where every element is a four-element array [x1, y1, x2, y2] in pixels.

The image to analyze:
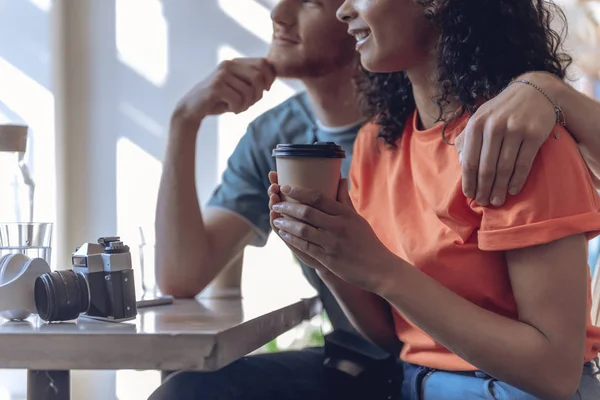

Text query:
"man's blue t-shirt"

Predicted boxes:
[[207, 92, 360, 332]]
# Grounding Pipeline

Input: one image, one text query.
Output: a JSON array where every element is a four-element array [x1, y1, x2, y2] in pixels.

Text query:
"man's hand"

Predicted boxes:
[[172, 58, 276, 125], [456, 72, 561, 206]]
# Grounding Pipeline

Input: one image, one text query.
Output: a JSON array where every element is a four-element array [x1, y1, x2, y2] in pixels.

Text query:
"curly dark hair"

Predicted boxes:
[[355, 0, 572, 146]]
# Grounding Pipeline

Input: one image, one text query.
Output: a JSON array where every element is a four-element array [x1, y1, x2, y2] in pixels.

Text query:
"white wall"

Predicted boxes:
[[0, 0, 56, 230], [1, 0, 312, 399], [54, 0, 305, 275]]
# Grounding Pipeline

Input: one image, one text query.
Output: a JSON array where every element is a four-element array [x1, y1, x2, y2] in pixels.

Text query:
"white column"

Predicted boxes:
[[51, 2, 118, 399], [52, 0, 95, 270]]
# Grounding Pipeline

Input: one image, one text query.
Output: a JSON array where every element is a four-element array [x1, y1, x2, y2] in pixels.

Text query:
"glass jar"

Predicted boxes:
[[0, 124, 33, 223]]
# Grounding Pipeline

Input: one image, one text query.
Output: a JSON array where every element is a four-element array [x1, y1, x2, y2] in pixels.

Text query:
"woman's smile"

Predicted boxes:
[[349, 28, 372, 50]]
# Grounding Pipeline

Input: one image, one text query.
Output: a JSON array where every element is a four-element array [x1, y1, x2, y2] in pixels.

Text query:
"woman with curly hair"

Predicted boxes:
[[269, 0, 600, 398]]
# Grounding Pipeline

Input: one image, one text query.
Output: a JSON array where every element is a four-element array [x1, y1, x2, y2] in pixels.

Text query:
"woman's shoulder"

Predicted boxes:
[[473, 124, 600, 251]]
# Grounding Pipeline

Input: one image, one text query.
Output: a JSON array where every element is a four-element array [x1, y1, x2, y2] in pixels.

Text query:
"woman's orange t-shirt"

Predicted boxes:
[[349, 111, 600, 371]]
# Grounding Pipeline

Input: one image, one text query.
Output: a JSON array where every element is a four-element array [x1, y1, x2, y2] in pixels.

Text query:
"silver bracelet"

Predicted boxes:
[[508, 78, 566, 128]]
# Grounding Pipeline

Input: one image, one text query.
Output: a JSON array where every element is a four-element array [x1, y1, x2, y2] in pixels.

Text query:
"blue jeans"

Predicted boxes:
[[148, 347, 401, 400], [148, 346, 600, 399], [402, 358, 600, 400]]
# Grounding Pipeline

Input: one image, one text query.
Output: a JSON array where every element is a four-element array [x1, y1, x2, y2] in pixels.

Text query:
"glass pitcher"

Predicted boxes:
[[0, 124, 51, 264], [0, 124, 34, 223]]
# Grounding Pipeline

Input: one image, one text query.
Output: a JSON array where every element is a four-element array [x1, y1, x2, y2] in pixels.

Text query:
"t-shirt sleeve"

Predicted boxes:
[[472, 126, 600, 251], [206, 124, 271, 247]]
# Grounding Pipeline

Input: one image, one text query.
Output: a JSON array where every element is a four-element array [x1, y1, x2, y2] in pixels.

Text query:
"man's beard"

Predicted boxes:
[[267, 50, 355, 79]]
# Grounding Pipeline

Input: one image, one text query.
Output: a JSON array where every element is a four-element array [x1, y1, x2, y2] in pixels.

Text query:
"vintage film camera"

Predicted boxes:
[[34, 236, 137, 322]]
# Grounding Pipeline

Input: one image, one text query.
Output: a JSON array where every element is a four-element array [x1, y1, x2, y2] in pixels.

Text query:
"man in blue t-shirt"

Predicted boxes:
[[152, 1, 392, 398], [151, 0, 600, 398], [155, 0, 362, 334]]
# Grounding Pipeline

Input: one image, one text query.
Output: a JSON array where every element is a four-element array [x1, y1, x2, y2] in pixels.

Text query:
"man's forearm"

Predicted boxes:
[[318, 271, 400, 354], [527, 72, 600, 180], [155, 117, 214, 297], [548, 74, 600, 149]]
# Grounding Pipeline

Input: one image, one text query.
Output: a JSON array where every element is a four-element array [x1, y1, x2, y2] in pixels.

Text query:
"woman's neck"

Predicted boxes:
[[407, 60, 460, 130]]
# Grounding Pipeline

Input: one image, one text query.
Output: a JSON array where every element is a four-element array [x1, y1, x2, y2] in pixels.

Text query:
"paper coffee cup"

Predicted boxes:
[[272, 142, 346, 202]]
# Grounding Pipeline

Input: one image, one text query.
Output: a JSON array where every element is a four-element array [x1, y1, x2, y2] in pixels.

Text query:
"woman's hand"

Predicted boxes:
[[268, 174, 399, 293], [456, 71, 560, 207], [268, 172, 401, 351], [268, 172, 332, 276]]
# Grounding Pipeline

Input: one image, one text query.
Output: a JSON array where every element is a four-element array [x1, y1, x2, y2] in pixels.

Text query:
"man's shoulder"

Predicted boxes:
[[247, 92, 315, 143], [252, 91, 312, 124]]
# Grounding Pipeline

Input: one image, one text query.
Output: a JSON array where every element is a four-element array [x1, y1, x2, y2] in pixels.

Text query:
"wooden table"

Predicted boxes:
[[0, 295, 322, 400]]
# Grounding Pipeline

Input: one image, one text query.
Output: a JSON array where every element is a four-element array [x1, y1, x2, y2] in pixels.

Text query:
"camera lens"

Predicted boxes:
[[34, 269, 90, 322]]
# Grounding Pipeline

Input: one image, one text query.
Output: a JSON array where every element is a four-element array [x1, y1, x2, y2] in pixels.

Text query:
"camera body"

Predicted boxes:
[[34, 236, 138, 323], [72, 236, 137, 321]]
